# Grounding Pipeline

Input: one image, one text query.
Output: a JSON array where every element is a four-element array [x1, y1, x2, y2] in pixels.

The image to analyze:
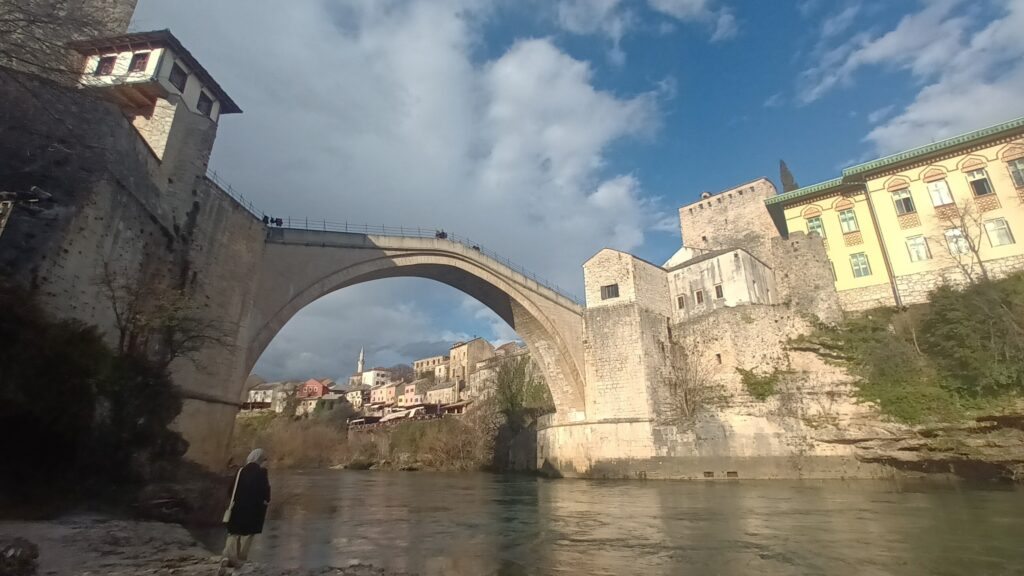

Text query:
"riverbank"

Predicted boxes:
[[0, 516, 408, 576]]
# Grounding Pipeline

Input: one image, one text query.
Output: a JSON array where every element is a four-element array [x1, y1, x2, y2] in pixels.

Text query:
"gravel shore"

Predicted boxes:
[[0, 516, 408, 576]]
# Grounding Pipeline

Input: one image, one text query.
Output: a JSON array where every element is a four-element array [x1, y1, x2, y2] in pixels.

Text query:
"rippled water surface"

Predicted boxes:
[[200, 470, 1024, 576]]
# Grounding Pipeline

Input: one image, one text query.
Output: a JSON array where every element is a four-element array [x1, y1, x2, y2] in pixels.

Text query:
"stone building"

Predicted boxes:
[[448, 338, 495, 385], [425, 382, 457, 405], [413, 354, 448, 376], [397, 379, 430, 407], [433, 363, 449, 381], [765, 117, 1024, 310], [346, 385, 370, 409], [663, 247, 776, 322]]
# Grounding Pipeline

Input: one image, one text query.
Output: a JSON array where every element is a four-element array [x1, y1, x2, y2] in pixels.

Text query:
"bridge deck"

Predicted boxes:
[[263, 225, 583, 308]]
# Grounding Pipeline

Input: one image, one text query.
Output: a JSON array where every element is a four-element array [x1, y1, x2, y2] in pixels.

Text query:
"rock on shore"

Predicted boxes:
[[0, 516, 408, 576]]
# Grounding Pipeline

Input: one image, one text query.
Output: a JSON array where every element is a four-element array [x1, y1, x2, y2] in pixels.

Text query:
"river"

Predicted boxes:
[[197, 470, 1024, 576]]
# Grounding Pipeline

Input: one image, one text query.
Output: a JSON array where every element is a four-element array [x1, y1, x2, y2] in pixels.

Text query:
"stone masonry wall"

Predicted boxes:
[[582, 303, 669, 422], [896, 254, 1024, 305], [770, 232, 844, 323], [131, 98, 177, 160], [630, 254, 671, 317], [678, 178, 780, 265], [647, 304, 899, 479], [583, 249, 636, 307], [0, 70, 264, 468], [836, 283, 897, 311]]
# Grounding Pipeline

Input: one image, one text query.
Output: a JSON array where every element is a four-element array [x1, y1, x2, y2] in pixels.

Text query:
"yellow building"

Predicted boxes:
[[765, 117, 1024, 310]]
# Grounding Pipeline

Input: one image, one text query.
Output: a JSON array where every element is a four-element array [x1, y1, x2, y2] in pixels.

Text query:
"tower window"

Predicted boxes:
[[600, 284, 619, 300], [94, 56, 116, 76], [677, 295, 686, 310], [169, 62, 188, 91], [714, 284, 724, 299], [128, 52, 150, 73], [695, 290, 704, 304], [197, 92, 214, 116]]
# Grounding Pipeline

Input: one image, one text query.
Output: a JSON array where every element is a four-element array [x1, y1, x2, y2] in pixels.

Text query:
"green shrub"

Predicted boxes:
[[920, 280, 1024, 398], [0, 285, 185, 501], [794, 273, 1024, 424], [737, 368, 779, 401]]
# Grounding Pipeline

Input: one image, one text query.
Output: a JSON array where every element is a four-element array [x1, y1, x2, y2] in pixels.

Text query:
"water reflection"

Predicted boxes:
[[195, 471, 1024, 576]]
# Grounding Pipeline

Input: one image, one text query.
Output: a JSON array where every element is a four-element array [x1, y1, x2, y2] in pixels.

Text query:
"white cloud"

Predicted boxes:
[[797, 0, 1024, 153], [820, 2, 861, 40], [553, 0, 738, 50], [647, 0, 738, 41], [647, 0, 710, 20], [867, 104, 895, 124], [134, 0, 669, 377], [710, 9, 737, 42], [763, 92, 784, 108], [556, 0, 632, 63]]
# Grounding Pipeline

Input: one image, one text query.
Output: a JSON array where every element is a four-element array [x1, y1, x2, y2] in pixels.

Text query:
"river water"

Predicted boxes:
[[200, 470, 1024, 576]]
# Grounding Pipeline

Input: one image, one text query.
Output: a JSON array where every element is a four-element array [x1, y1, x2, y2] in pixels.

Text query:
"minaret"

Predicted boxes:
[[356, 347, 365, 374]]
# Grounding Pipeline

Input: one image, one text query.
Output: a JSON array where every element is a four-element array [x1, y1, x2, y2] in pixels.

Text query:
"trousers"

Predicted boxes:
[[222, 534, 256, 566]]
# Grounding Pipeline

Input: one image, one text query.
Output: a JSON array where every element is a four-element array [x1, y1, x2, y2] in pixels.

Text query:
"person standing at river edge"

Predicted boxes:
[[220, 448, 271, 574]]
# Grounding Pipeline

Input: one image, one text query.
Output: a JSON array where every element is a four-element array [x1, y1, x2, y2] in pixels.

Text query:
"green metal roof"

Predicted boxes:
[[763, 115, 1024, 209], [844, 116, 1024, 176], [764, 177, 843, 206]]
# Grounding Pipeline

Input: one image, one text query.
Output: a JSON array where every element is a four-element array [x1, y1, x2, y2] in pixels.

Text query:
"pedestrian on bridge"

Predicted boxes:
[[219, 448, 271, 574]]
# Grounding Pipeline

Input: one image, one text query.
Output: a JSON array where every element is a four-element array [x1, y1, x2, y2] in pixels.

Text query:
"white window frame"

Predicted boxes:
[[838, 208, 859, 234], [966, 168, 994, 196], [806, 216, 825, 238], [927, 180, 954, 207], [945, 228, 970, 255], [984, 218, 1015, 247], [714, 284, 724, 299], [905, 236, 931, 262], [891, 188, 916, 215], [695, 290, 704, 305], [850, 253, 871, 278], [1008, 158, 1024, 188]]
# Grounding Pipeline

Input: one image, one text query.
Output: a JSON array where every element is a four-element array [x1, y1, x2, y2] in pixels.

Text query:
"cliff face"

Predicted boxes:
[[650, 305, 1024, 482]]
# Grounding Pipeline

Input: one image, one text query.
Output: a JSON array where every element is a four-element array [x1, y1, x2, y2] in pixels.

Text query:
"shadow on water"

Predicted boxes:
[[192, 471, 1024, 576]]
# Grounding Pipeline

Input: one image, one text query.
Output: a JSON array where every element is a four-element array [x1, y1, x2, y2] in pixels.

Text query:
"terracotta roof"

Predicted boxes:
[[70, 29, 242, 114]]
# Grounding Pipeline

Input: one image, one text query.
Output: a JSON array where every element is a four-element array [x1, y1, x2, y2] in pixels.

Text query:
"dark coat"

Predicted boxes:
[[226, 462, 271, 535]]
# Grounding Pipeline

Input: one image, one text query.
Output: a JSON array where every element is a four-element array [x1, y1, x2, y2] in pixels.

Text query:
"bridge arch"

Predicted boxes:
[[246, 228, 587, 417]]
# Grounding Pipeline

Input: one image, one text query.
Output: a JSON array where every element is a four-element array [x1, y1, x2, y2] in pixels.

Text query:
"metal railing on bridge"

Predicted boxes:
[[206, 170, 583, 305]]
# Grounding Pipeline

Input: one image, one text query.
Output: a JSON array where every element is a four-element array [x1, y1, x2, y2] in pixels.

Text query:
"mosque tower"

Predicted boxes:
[[356, 347, 365, 374]]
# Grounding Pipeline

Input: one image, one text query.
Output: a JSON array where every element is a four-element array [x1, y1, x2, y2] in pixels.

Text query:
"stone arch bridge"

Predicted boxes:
[[244, 227, 587, 418]]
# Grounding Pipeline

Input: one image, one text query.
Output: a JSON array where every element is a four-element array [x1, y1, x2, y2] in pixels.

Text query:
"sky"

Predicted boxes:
[[132, 0, 1024, 381]]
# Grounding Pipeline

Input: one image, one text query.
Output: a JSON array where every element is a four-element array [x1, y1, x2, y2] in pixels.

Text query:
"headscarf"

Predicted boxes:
[[246, 448, 266, 465]]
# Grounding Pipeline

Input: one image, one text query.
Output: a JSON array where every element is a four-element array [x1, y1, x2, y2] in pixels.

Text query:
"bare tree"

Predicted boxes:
[[99, 262, 233, 369], [0, 0, 109, 83], [659, 342, 725, 428], [932, 200, 990, 284]]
